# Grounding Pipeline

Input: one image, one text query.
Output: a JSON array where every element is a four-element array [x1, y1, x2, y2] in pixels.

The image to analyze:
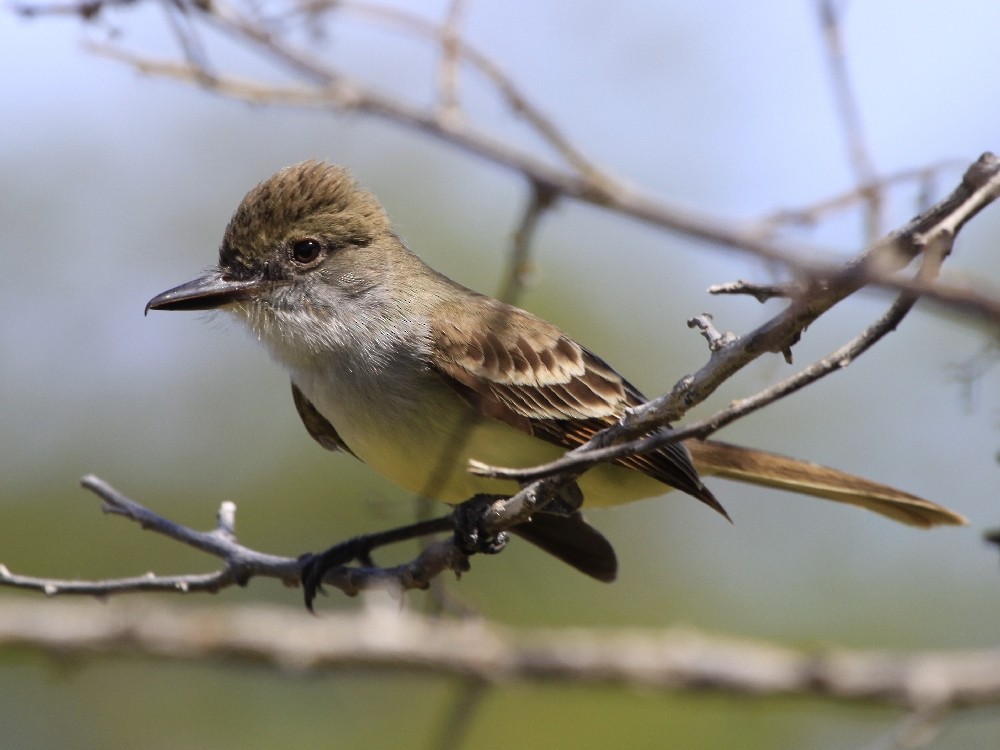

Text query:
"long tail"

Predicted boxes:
[[685, 439, 967, 528]]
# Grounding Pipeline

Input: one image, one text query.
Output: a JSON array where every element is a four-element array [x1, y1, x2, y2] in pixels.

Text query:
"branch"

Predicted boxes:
[[7, 2, 1000, 599], [435, 0, 467, 126], [14, 1, 1000, 323], [707, 279, 799, 302], [470, 154, 1000, 485], [329, 0, 611, 182], [817, 0, 884, 240], [23, 159, 977, 571], [76, 48, 1000, 325], [495, 178, 559, 305], [750, 161, 961, 234], [0, 476, 469, 599], [1, 600, 998, 710]]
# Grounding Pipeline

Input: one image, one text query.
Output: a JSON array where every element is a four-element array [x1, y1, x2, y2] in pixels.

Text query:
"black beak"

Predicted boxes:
[[145, 269, 264, 315]]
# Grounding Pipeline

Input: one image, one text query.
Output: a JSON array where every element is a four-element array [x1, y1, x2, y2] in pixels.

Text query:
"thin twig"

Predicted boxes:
[[495, 179, 558, 305], [16, 1, 1000, 326], [818, 0, 883, 240], [160, 0, 214, 82], [471, 289, 921, 484], [469, 156, 999, 485], [9, 150, 988, 596], [11, 0, 129, 17], [436, 0, 466, 126], [332, 0, 611, 182], [0, 476, 468, 599], [7, 1, 1000, 602], [707, 279, 800, 302], [429, 678, 490, 750], [751, 161, 963, 234], [83, 43, 1000, 323], [686, 313, 738, 352]]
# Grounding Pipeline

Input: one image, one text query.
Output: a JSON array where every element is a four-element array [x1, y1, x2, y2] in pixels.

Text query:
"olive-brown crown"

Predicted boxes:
[[219, 161, 390, 272]]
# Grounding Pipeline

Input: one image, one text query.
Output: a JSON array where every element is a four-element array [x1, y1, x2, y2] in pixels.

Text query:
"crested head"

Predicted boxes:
[[202, 161, 443, 370], [221, 161, 391, 272]]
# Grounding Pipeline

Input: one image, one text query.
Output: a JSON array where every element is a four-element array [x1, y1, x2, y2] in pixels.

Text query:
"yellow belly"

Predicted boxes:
[[297, 369, 669, 507]]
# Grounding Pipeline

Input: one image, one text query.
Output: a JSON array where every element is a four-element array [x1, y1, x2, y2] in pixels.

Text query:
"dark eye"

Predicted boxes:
[[290, 238, 323, 266]]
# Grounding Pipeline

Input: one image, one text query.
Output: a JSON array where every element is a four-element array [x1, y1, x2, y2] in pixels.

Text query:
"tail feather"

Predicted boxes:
[[511, 511, 618, 582], [685, 439, 967, 528]]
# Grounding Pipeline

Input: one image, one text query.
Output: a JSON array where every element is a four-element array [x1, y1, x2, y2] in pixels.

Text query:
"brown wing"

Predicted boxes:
[[429, 298, 725, 516], [291, 381, 357, 457]]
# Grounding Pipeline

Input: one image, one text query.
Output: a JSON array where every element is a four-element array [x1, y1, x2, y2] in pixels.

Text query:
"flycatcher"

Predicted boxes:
[[147, 161, 965, 586]]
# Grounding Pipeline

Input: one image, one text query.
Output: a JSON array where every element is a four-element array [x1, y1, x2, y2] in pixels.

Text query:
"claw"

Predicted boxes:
[[452, 494, 510, 555], [299, 540, 363, 611]]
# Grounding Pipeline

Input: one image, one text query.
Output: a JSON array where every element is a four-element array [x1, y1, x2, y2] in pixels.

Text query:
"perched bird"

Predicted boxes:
[[147, 161, 966, 587]]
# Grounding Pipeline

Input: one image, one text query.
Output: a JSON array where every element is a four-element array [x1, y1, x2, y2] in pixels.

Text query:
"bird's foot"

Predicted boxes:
[[452, 494, 510, 556], [299, 535, 377, 610], [299, 515, 453, 611]]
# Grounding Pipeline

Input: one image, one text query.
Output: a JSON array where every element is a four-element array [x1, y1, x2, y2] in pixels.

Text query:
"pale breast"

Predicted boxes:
[[291, 357, 671, 506]]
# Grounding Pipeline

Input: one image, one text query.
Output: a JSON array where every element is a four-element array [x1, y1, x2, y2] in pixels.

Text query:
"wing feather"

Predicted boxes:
[[291, 381, 357, 457], [430, 300, 724, 514]]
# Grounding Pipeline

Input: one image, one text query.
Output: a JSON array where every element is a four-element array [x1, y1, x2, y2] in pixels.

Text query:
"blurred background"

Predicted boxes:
[[2, 1, 999, 748]]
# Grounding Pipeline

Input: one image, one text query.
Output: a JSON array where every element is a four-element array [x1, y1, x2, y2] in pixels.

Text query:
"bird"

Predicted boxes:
[[146, 160, 966, 590]]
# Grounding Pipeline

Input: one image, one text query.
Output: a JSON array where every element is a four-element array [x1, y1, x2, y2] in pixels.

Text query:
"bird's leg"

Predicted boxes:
[[299, 515, 453, 609], [301, 493, 526, 609], [451, 493, 512, 556], [451, 483, 582, 554], [301, 485, 583, 609]]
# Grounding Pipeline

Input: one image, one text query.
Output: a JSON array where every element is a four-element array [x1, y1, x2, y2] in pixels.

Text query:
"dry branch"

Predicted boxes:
[[14, 0, 1000, 323], [1, 154, 995, 601], [5, 0, 1000, 601], [471, 153, 1000, 484], [0, 476, 468, 599], [1, 599, 998, 711], [3, 7, 999, 749]]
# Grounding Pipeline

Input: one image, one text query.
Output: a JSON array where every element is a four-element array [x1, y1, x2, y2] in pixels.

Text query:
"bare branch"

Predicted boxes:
[[707, 279, 799, 302], [471, 289, 921, 486], [495, 179, 559, 305], [1, 600, 999, 710], [0, 476, 469, 599], [751, 161, 963, 235], [436, 0, 467, 126], [87, 40, 1000, 324], [470, 155, 1000, 486], [301, 0, 611, 181], [14, 2, 1000, 324], [161, 0, 213, 82], [6, 2, 999, 604], [20, 0, 983, 326], [817, 0, 884, 239], [686, 313, 737, 352]]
